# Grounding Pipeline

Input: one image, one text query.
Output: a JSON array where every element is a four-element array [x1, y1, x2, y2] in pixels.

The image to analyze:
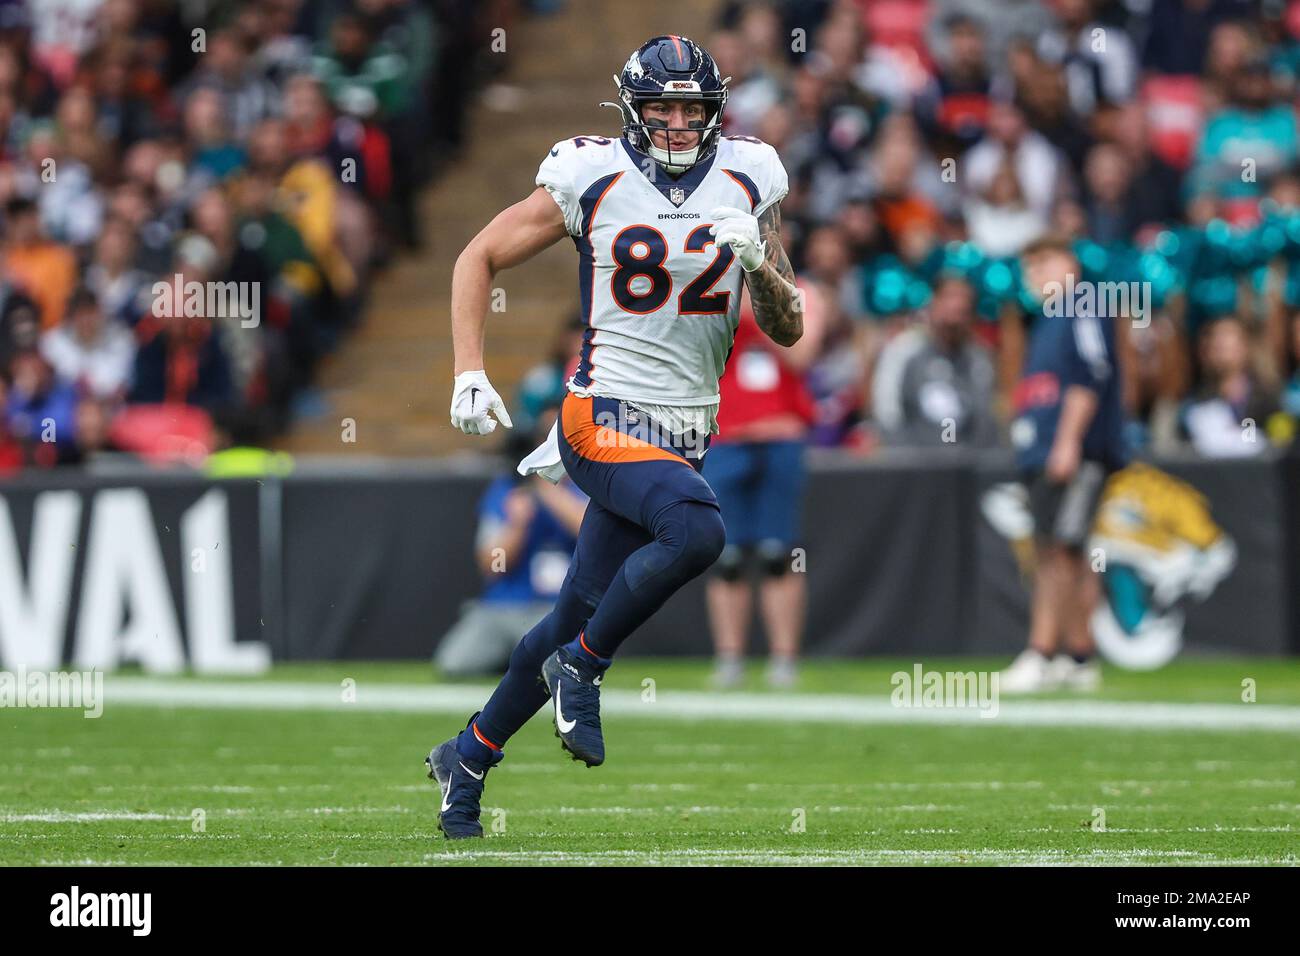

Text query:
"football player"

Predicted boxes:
[[427, 35, 801, 837]]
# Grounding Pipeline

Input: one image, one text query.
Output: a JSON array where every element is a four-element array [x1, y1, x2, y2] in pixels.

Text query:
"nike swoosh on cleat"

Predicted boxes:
[[593, 674, 603, 686], [459, 761, 485, 780], [440, 774, 453, 813], [555, 683, 577, 734]]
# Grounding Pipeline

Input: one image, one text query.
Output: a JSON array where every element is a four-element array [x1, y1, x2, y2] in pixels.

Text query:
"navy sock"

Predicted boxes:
[[455, 725, 496, 765], [473, 585, 595, 748], [564, 632, 612, 669]]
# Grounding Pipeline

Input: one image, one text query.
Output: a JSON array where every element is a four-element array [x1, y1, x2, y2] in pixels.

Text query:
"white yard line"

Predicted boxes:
[[1, 811, 190, 823], [92, 678, 1300, 732], [416, 847, 1290, 866], [21, 854, 1286, 866]]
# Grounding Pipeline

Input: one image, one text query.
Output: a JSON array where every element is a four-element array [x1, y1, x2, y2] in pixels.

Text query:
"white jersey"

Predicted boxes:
[[536, 134, 789, 430]]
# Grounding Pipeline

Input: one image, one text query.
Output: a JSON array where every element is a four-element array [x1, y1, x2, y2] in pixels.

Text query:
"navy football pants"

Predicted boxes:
[[473, 393, 725, 749]]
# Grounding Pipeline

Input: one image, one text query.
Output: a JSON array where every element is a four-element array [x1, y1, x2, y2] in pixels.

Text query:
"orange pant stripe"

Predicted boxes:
[[561, 394, 688, 467]]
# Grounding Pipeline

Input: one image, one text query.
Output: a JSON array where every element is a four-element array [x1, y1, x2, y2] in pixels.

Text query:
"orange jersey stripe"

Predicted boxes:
[[722, 169, 758, 211], [584, 172, 623, 237]]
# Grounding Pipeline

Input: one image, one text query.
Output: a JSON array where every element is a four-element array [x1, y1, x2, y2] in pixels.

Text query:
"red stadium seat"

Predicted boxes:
[[859, 0, 931, 61], [1143, 75, 1205, 171], [109, 403, 215, 467]]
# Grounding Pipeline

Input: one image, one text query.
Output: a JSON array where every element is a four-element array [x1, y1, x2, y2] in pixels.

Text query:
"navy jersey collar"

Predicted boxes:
[[620, 137, 717, 205]]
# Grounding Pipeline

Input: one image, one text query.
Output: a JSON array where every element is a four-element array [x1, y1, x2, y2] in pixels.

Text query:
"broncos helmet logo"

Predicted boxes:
[[602, 35, 730, 172]]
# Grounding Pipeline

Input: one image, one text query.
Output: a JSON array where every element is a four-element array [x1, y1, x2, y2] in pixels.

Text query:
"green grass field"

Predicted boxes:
[[1, 658, 1297, 866]]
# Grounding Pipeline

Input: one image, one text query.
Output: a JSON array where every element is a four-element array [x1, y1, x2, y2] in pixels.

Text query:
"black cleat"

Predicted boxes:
[[541, 645, 608, 767], [425, 718, 503, 839]]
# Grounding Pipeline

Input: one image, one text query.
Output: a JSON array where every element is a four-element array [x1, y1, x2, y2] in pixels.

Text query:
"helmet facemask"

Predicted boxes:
[[608, 79, 728, 174]]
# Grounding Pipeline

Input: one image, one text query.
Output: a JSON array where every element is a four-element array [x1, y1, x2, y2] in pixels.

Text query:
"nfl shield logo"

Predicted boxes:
[[669, 186, 686, 206]]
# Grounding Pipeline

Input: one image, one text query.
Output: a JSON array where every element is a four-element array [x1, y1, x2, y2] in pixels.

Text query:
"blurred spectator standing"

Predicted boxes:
[[1108, 103, 1184, 238], [1189, 54, 1298, 208], [926, 0, 1054, 65], [705, 282, 825, 689], [872, 274, 998, 447], [40, 285, 134, 401], [4, 347, 78, 465], [1081, 141, 1133, 246], [914, 11, 993, 156], [128, 267, 234, 414], [961, 100, 1063, 257], [1181, 315, 1281, 456], [1043, 0, 1138, 119], [3, 197, 77, 330], [84, 217, 153, 328], [1143, 0, 1257, 77]]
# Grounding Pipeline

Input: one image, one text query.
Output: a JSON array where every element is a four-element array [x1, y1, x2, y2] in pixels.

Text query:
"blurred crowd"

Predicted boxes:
[[0, 0, 507, 472], [698, 0, 1300, 459], [12, 0, 1300, 475]]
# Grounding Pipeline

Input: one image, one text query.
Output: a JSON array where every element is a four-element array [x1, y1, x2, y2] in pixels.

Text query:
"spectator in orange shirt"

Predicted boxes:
[[2, 197, 77, 330]]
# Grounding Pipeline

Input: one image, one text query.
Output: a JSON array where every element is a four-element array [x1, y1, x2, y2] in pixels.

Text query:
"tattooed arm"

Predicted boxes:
[[744, 203, 802, 347]]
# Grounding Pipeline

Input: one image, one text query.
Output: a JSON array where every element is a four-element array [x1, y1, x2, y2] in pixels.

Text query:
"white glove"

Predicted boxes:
[[450, 370, 513, 435], [709, 205, 767, 272]]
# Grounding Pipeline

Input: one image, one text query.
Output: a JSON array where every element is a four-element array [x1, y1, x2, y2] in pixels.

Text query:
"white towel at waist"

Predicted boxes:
[[516, 419, 567, 483]]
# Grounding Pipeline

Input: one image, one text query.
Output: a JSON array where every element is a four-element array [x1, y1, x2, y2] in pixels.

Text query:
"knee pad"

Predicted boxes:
[[712, 543, 750, 582], [755, 539, 792, 577]]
